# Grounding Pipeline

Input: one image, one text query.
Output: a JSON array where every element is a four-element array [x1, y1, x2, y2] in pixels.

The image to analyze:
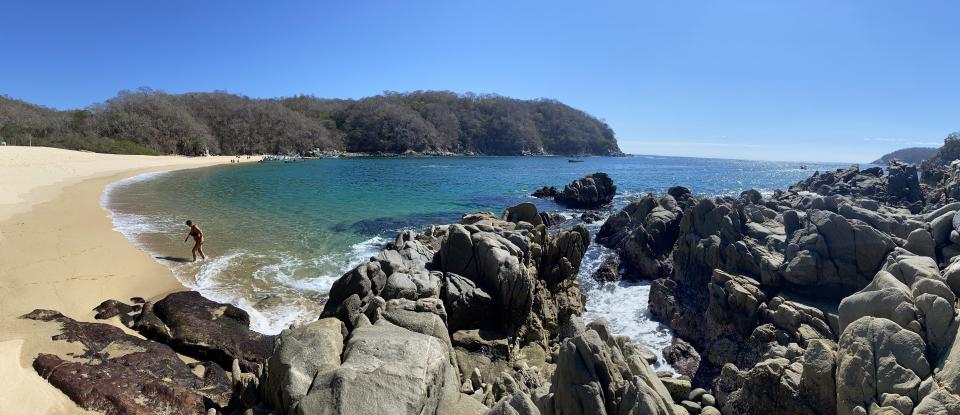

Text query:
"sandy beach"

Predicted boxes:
[[0, 147, 257, 414]]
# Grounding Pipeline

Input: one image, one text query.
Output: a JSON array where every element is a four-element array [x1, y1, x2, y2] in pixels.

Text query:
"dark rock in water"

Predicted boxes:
[[591, 255, 622, 283], [554, 172, 616, 208], [23, 309, 233, 413], [532, 186, 558, 198], [135, 291, 275, 373], [502, 202, 543, 226], [663, 338, 701, 378], [580, 211, 603, 224], [348, 212, 460, 235]]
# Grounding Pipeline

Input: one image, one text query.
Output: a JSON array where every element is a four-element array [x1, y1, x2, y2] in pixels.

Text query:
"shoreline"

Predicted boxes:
[[0, 147, 258, 414]]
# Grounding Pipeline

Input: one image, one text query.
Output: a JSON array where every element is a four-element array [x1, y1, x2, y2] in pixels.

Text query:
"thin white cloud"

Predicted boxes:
[[861, 138, 941, 146], [619, 139, 776, 149]]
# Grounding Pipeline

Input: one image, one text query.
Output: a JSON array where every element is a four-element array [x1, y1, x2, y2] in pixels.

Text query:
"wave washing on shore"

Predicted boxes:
[[103, 156, 848, 352]]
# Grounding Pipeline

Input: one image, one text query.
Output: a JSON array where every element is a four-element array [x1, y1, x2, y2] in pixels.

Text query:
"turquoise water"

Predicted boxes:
[[106, 155, 847, 359]]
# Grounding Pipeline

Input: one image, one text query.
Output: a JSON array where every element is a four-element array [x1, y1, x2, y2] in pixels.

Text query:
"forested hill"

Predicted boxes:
[[870, 146, 937, 165], [0, 89, 622, 156]]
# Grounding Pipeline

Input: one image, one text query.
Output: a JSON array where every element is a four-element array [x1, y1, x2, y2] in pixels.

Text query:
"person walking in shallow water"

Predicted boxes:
[[184, 220, 206, 261]]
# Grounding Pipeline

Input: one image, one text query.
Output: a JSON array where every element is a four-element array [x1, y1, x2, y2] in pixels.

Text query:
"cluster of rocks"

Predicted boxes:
[[27, 198, 698, 415], [28, 164, 960, 415], [594, 161, 960, 414], [25, 293, 272, 414], [533, 172, 617, 209], [789, 162, 923, 213], [921, 160, 960, 206]]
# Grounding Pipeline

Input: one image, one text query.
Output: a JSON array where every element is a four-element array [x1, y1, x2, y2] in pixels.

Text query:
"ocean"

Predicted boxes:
[[104, 155, 848, 368]]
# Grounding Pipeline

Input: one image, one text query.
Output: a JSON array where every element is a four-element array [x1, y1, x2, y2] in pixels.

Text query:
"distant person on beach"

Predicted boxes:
[[184, 220, 206, 261]]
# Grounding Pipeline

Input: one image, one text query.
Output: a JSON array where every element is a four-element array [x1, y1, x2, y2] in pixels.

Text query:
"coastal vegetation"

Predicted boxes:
[[0, 89, 622, 156]]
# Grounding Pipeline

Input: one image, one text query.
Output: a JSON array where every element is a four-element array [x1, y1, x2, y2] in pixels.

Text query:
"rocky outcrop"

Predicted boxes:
[[781, 209, 896, 294], [135, 290, 275, 373], [23, 309, 234, 414], [663, 338, 700, 378], [297, 319, 460, 415], [301, 202, 599, 413], [836, 317, 931, 415], [887, 160, 923, 208], [32, 165, 960, 415], [790, 163, 923, 211], [532, 186, 558, 198], [554, 173, 616, 208], [590, 255, 621, 283], [541, 318, 684, 415], [597, 194, 686, 279], [262, 318, 346, 412]]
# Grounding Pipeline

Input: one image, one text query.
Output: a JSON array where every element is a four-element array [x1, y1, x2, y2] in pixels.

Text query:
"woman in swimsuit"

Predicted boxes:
[[184, 220, 206, 261]]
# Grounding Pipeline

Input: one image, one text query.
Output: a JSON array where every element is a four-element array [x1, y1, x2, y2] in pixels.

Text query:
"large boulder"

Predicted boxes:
[[722, 357, 815, 415], [262, 318, 346, 412], [503, 202, 544, 226], [618, 196, 684, 279], [441, 272, 494, 331], [438, 224, 534, 329], [663, 338, 700, 379], [321, 236, 442, 329], [543, 318, 682, 415], [135, 291, 275, 373], [781, 210, 895, 294], [554, 173, 616, 209], [836, 317, 931, 415], [296, 319, 454, 415], [886, 160, 922, 208]]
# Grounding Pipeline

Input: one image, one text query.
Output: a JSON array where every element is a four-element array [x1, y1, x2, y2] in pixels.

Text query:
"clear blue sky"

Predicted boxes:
[[2, 0, 957, 162]]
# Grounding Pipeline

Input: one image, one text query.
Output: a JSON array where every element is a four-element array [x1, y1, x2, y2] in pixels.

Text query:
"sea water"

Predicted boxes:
[[105, 155, 847, 367]]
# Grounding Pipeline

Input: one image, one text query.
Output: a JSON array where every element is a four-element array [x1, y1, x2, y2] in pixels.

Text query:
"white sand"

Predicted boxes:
[[0, 146, 258, 414]]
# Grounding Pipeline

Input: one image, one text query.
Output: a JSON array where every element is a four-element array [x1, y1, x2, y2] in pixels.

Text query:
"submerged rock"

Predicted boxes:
[[532, 186, 558, 198]]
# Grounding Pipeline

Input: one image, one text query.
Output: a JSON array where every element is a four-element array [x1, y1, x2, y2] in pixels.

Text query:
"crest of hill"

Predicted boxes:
[[0, 89, 622, 157], [871, 147, 937, 165]]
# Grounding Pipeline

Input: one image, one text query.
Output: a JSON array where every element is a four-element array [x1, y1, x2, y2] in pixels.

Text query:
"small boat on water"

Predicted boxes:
[[800, 164, 808, 170], [568, 159, 584, 163]]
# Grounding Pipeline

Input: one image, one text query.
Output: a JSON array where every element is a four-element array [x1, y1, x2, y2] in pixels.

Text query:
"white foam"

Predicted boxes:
[[584, 281, 674, 369], [575, 216, 677, 371]]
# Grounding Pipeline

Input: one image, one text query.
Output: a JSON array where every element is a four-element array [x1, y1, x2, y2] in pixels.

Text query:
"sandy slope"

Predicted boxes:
[[0, 146, 257, 414]]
